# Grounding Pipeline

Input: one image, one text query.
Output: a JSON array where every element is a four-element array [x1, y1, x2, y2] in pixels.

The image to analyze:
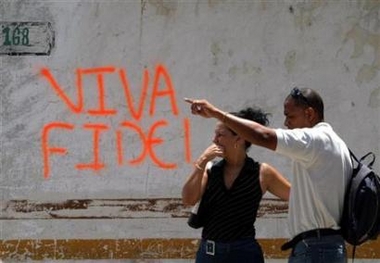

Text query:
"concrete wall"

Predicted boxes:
[[0, 0, 379, 261]]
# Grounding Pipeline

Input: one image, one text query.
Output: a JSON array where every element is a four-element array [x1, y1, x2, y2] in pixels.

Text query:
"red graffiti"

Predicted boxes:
[[75, 123, 108, 171], [42, 122, 74, 178], [40, 64, 192, 179], [40, 64, 178, 118]]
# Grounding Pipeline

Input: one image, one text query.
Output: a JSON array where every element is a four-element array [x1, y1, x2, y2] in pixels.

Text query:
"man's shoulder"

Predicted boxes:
[[314, 122, 332, 129]]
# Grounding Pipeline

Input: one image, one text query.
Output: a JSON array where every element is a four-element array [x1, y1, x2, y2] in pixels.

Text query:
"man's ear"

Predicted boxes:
[[305, 107, 317, 122]]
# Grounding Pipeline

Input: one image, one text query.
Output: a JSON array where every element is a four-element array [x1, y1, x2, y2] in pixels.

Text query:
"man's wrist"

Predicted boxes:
[[222, 112, 230, 123]]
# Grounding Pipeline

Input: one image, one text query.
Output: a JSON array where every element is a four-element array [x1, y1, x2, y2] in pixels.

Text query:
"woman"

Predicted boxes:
[[182, 106, 290, 263]]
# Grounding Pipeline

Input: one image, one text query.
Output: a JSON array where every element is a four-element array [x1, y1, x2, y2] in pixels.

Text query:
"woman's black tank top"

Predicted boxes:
[[201, 157, 262, 242]]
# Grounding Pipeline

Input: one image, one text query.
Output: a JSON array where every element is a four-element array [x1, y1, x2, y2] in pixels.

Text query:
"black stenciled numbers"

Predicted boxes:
[[2, 25, 30, 46]]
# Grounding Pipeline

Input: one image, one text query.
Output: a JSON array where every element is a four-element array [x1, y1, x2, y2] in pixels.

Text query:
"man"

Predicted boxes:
[[185, 87, 352, 263]]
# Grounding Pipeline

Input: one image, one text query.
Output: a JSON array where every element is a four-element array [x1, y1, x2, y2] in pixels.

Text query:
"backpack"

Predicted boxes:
[[340, 150, 380, 259]]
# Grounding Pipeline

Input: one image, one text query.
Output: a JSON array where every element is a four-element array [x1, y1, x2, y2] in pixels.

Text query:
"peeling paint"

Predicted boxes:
[[210, 41, 222, 66], [344, 16, 380, 83], [284, 50, 296, 74], [0, 238, 379, 260], [357, 64, 378, 84], [369, 86, 380, 108], [292, 1, 326, 30], [1, 2, 380, 262], [148, 0, 178, 17], [357, 0, 380, 12], [0, 198, 287, 219], [228, 61, 262, 79]]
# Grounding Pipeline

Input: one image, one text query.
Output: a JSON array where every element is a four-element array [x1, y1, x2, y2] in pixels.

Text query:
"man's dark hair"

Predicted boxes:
[[288, 87, 324, 120]]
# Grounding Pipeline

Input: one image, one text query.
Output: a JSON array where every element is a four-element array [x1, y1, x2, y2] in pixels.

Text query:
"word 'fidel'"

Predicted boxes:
[[40, 64, 192, 179]]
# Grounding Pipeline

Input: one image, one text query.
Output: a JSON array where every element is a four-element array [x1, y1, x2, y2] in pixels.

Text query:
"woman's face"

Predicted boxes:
[[212, 122, 238, 152]]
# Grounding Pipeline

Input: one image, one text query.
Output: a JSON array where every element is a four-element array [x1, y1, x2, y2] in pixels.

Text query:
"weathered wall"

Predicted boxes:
[[0, 0, 379, 262]]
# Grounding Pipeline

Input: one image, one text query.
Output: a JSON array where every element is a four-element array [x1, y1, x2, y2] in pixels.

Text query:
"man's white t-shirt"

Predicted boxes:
[[275, 122, 352, 238]]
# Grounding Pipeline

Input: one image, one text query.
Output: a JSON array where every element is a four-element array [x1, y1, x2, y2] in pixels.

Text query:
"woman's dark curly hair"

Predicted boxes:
[[230, 107, 271, 150]]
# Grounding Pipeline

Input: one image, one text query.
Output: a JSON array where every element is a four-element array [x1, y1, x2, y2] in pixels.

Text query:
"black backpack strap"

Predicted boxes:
[[349, 149, 358, 170], [359, 152, 375, 168], [348, 150, 375, 218], [349, 149, 375, 168]]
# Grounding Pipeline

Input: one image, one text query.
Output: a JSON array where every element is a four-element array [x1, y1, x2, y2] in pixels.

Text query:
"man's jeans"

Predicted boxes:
[[288, 234, 347, 263]]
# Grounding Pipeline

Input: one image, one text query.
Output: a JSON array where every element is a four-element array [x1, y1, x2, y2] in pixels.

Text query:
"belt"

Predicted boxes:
[[281, 228, 341, 251], [201, 237, 256, 256], [205, 240, 216, 255]]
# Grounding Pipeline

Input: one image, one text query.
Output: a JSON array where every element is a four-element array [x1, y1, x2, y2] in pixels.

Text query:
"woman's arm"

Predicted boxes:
[[182, 162, 209, 206], [182, 144, 223, 205], [259, 162, 291, 201]]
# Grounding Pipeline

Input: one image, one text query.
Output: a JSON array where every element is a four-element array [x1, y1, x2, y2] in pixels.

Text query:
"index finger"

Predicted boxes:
[[184, 98, 194, 104]]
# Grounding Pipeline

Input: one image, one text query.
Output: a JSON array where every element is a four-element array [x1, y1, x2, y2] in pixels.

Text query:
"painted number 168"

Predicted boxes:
[[2, 26, 30, 46]]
